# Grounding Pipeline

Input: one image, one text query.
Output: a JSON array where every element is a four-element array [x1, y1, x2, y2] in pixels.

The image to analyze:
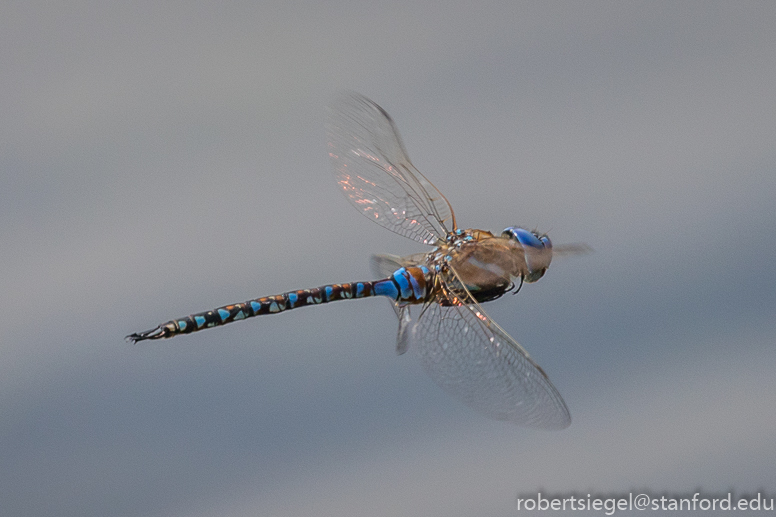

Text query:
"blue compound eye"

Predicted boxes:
[[502, 227, 543, 248], [503, 226, 552, 283]]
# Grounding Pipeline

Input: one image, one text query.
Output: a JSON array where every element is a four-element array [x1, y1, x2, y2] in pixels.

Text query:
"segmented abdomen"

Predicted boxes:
[[126, 266, 434, 342]]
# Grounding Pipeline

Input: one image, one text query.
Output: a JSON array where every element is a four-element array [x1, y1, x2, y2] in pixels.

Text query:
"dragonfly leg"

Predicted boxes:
[[511, 275, 524, 295]]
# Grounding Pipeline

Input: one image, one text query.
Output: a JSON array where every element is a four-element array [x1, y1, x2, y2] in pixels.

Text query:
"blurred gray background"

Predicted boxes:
[[2, 1, 774, 516]]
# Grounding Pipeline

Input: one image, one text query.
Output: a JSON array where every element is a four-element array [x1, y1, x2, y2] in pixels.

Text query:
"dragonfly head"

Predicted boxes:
[[502, 226, 552, 283]]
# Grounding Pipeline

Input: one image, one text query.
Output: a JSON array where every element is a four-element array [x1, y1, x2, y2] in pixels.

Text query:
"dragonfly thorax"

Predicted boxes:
[[421, 228, 527, 304]]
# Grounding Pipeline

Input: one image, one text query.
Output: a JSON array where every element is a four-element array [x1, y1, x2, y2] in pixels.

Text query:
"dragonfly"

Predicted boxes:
[[127, 92, 588, 429]]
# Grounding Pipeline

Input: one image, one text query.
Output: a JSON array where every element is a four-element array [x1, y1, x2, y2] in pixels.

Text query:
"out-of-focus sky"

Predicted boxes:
[[2, 2, 775, 516]]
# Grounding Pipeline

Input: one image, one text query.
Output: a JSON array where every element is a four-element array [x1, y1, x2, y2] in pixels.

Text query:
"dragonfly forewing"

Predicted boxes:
[[326, 91, 456, 245]]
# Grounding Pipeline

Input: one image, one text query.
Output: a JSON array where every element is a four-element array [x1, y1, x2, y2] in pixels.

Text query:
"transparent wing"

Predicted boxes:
[[327, 92, 456, 246], [551, 243, 594, 257], [369, 253, 427, 278], [370, 253, 427, 355], [407, 294, 571, 429]]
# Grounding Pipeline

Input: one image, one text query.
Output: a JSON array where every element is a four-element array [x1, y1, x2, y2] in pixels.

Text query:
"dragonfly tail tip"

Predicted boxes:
[[125, 326, 165, 343]]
